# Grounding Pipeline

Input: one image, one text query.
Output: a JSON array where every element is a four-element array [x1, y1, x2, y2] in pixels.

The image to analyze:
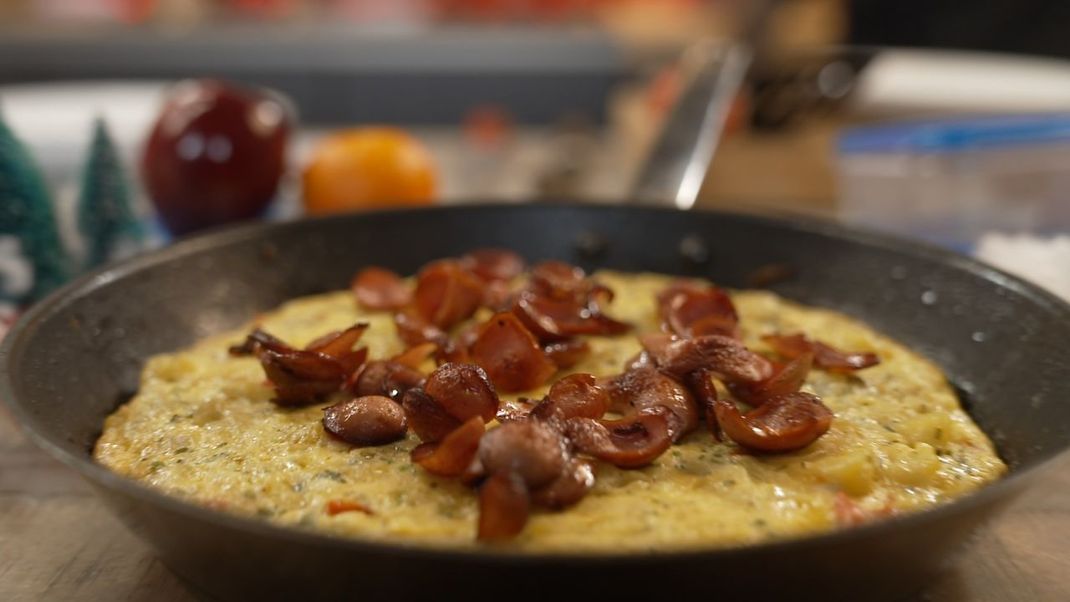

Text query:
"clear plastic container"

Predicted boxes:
[[836, 115, 1070, 251]]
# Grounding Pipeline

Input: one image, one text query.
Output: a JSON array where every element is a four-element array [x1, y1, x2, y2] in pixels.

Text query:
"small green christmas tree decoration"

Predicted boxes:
[[77, 117, 143, 269], [0, 113, 71, 305]]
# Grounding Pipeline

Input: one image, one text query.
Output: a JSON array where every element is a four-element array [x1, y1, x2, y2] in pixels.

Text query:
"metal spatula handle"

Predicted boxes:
[[631, 0, 774, 209], [631, 44, 752, 209]]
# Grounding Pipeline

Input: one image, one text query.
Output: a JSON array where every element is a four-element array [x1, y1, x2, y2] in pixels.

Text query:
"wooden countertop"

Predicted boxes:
[[2, 403, 1069, 601]]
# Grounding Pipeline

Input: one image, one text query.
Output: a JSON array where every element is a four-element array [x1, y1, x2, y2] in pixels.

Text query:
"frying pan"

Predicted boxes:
[[5, 31, 1070, 599], [2, 203, 1069, 601]]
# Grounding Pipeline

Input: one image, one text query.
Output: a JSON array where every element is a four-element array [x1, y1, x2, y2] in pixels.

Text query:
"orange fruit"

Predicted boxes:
[[302, 127, 437, 214]]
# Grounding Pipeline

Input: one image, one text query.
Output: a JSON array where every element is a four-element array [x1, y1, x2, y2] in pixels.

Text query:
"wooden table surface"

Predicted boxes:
[[3, 404, 1069, 602]]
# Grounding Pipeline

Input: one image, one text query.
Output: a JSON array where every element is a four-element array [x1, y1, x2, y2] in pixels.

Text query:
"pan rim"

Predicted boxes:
[[2, 202, 1068, 565]]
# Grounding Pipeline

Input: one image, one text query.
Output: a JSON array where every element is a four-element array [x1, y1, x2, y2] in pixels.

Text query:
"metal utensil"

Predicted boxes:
[[633, 0, 775, 208]]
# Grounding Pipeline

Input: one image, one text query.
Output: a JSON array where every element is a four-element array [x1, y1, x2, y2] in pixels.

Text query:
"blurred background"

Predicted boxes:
[[1, 0, 1069, 324]]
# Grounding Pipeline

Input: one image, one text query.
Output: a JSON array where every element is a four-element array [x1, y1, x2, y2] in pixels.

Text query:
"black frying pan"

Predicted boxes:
[[3, 204, 1070, 601]]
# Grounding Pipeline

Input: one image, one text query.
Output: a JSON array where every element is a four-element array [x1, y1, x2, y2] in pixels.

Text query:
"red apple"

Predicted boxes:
[[142, 79, 291, 235]]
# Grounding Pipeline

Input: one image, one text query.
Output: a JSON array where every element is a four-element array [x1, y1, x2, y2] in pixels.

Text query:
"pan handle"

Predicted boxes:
[[630, 0, 774, 209], [630, 44, 752, 209]]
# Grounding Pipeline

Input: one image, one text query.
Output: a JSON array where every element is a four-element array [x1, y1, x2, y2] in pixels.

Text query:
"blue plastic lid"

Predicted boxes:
[[839, 114, 1070, 154]]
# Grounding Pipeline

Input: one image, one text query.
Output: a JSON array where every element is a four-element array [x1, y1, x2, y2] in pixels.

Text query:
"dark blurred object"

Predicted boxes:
[[752, 0, 1070, 130], [142, 79, 291, 235], [850, 0, 1070, 59], [749, 50, 868, 130], [745, 45, 1070, 131]]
